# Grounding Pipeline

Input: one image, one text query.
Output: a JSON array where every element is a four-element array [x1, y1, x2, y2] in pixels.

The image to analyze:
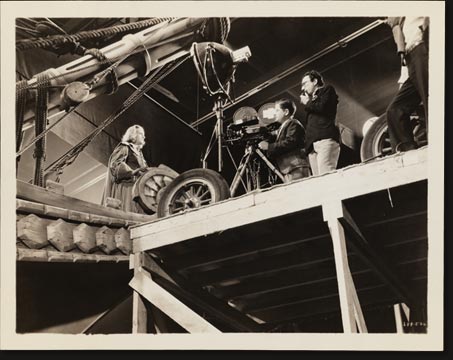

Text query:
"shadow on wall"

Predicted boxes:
[[16, 262, 133, 334]]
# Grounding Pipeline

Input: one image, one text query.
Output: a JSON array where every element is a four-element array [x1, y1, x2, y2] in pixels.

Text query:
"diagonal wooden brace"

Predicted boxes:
[[129, 267, 221, 333], [139, 252, 262, 332], [339, 204, 417, 308]]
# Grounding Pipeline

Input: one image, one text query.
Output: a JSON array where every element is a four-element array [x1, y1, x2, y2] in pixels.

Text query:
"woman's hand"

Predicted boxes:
[[132, 167, 148, 176]]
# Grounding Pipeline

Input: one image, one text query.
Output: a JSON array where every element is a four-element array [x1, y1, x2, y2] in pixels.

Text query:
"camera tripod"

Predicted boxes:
[[230, 142, 285, 197]]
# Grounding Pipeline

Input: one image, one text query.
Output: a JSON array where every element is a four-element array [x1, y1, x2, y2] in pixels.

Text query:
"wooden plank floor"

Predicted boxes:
[[130, 149, 428, 331]]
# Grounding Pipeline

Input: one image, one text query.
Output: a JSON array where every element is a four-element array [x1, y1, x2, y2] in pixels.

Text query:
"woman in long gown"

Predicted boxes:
[[102, 125, 148, 213]]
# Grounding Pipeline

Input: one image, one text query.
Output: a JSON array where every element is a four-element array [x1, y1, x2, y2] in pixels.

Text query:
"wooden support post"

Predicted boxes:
[[322, 201, 366, 333], [394, 303, 410, 333], [129, 267, 221, 333], [131, 253, 148, 334], [346, 269, 368, 333]]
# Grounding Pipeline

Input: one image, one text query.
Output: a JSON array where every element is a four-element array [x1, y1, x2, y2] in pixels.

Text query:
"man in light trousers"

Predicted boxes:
[[300, 70, 341, 175]]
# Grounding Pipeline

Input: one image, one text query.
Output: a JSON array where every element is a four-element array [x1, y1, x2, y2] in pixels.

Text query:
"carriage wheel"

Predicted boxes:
[[133, 165, 179, 213], [157, 168, 230, 218]]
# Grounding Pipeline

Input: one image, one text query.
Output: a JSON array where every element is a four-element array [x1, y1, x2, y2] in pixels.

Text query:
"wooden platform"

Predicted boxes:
[[129, 148, 428, 333]]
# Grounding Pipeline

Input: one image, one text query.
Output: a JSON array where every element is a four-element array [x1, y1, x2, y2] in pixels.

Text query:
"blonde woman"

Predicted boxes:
[[102, 125, 148, 213]]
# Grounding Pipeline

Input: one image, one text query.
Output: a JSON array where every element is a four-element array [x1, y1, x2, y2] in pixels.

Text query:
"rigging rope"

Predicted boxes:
[[16, 107, 79, 158], [17, 17, 231, 92], [33, 73, 50, 187], [16, 18, 175, 51], [45, 54, 191, 180], [17, 49, 125, 159], [18, 45, 152, 92], [16, 80, 28, 153]]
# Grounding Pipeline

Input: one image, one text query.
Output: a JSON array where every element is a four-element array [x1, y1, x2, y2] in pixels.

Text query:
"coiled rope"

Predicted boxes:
[[16, 17, 175, 51]]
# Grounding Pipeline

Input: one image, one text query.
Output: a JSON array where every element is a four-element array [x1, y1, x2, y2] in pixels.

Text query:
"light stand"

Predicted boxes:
[[201, 95, 239, 173], [191, 41, 251, 172]]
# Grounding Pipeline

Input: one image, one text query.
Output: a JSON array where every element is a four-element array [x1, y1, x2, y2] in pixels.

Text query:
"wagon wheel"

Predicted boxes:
[[157, 168, 230, 218], [133, 165, 179, 213], [360, 112, 427, 162]]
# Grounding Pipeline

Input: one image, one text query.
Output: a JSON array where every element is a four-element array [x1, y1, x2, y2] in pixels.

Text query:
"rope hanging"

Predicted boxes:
[[16, 80, 28, 153], [16, 18, 175, 51], [33, 73, 50, 187], [84, 48, 120, 95], [45, 54, 191, 181]]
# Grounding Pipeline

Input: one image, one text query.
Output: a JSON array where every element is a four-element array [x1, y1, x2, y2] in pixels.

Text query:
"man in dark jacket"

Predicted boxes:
[[258, 98, 310, 182], [300, 70, 340, 175]]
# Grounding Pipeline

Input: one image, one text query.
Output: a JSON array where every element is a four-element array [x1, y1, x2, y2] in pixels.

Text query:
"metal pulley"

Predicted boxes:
[[60, 81, 91, 110]]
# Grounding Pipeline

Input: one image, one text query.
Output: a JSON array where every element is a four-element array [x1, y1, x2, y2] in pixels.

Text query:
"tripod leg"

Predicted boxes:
[[226, 146, 247, 191], [202, 123, 218, 168], [230, 151, 252, 197], [255, 148, 285, 182]]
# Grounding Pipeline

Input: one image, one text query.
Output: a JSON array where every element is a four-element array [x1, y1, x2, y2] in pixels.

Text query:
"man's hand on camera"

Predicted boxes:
[[258, 141, 269, 151]]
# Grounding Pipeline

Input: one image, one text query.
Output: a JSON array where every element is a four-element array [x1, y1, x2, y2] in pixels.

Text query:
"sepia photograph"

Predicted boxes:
[[0, 0, 445, 351]]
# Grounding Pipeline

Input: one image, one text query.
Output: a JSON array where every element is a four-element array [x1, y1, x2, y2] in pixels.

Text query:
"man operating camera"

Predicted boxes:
[[258, 99, 310, 182]]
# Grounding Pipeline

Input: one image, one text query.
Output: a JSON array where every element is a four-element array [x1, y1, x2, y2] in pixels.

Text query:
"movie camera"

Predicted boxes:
[[225, 107, 280, 146]]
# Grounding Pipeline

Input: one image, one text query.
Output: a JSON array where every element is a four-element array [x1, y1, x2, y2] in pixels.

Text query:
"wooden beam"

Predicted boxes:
[[393, 303, 409, 334], [346, 269, 368, 333], [339, 204, 417, 307], [129, 269, 221, 333], [322, 201, 357, 333], [175, 230, 329, 272], [132, 148, 427, 252], [139, 252, 262, 332], [16, 247, 128, 263], [67, 173, 106, 197], [249, 284, 398, 324], [17, 180, 155, 223], [16, 199, 141, 227], [132, 253, 148, 334]]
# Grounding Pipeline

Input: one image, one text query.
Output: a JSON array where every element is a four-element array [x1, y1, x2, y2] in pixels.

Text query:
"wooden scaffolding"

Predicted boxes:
[[129, 147, 428, 333]]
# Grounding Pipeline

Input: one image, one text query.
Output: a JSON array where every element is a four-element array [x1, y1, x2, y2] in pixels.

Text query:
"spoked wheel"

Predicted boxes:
[[132, 165, 179, 213], [157, 168, 230, 218], [360, 113, 427, 162]]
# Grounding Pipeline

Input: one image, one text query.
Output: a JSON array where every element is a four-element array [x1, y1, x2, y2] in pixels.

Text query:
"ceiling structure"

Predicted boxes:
[[16, 17, 401, 204]]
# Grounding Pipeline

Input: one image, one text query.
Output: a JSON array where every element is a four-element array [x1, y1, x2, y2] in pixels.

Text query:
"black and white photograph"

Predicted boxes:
[[0, 0, 445, 351]]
